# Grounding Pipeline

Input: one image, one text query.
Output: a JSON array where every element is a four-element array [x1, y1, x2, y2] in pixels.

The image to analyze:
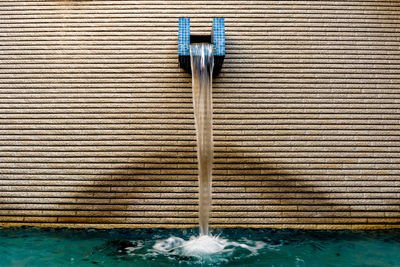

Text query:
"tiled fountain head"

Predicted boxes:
[[178, 17, 225, 76]]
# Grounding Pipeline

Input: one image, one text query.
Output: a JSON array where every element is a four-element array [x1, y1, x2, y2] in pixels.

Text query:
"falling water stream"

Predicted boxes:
[[190, 43, 214, 236], [152, 43, 265, 260]]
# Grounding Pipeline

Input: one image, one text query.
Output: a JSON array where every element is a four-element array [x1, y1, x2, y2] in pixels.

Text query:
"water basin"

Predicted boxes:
[[0, 227, 399, 266]]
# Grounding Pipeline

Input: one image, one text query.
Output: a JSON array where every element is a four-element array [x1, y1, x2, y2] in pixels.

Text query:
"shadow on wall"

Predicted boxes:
[[63, 147, 199, 227], [61, 138, 354, 228], [211, 141, 360, 228], [58, 49, 347, 229]]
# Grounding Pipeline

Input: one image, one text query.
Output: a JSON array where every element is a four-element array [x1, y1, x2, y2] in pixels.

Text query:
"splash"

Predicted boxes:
[[153, 234, 266, 260], [154, 235, 224, 256], [150, 45, 223, 258]]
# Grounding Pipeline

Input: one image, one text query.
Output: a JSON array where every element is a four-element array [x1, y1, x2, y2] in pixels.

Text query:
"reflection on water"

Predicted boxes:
[[0, 227, 399, 266]]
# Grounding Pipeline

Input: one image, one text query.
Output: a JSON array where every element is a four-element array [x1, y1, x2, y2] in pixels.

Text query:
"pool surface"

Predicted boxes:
[[0, 227, 399, 266]]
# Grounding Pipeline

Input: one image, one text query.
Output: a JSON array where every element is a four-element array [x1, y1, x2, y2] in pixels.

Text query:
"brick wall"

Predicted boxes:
[[0, 0, 399, 229]]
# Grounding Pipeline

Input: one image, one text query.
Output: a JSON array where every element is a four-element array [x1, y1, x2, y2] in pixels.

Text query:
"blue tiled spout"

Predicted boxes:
[[178, 17, 225, 76]]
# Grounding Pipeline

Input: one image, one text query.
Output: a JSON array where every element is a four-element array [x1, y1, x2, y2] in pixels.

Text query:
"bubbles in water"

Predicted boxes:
[[182, 235, 225, 255], [153, 234, 266, 263], [153, 236, 185, 253]]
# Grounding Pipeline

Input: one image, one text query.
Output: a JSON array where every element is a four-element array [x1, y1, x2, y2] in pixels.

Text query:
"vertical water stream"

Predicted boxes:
[[152, 40, 266, 257], [190, 44, 214, 236], [153, 43, 265, 257]]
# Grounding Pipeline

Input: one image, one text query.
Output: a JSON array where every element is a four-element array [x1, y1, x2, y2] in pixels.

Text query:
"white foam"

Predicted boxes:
[[153, 234, 266, 258], [182, 235, 225, 255]]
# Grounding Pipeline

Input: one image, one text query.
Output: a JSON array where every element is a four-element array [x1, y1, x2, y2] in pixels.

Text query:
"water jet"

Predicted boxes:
[[179, 17, 225, 236], [151, 18, 230, 257], [153, 18, 264, 259]]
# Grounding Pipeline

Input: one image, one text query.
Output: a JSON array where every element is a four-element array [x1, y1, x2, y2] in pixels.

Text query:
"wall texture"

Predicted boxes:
[[0, 0, 399, 229]]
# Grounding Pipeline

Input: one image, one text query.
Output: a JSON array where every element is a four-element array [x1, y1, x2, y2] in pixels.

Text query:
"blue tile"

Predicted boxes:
[[213, 18, 225, 56], [178, 18, 190, 56]]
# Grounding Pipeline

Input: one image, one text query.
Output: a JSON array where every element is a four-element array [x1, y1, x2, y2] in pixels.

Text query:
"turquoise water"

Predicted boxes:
[[0, 227, 399, 267]]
